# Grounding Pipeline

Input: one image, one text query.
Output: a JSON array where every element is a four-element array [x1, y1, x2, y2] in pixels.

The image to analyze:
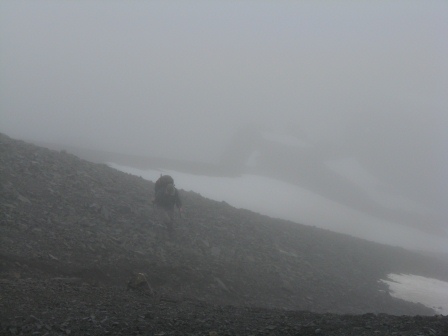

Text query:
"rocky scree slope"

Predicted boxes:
[[1, 133, 448, 335]]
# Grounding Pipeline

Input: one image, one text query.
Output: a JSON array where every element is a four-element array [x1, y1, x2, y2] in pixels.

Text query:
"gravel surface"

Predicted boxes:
[[1, 133, 448, 335]]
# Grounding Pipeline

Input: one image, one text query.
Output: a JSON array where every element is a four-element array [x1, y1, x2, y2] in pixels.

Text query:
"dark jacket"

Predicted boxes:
[[154, 188, 182, 210]]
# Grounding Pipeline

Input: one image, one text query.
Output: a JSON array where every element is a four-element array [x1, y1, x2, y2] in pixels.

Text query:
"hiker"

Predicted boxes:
[[152, 175, 182, 236], [154, 174, 174, 195]]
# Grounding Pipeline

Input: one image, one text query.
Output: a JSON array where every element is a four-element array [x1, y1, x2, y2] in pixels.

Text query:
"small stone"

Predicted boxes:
[[48, 254, 59, 261]]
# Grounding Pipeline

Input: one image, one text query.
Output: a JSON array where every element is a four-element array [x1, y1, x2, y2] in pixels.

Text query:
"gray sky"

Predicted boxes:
[[1, 1, 447, 233]]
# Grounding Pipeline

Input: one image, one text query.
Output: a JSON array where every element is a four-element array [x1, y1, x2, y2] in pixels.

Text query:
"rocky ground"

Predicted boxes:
[[1, 133, 448, 335]]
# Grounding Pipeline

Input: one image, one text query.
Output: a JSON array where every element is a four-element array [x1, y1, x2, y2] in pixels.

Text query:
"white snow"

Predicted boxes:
[[381, 274, 448, 315]]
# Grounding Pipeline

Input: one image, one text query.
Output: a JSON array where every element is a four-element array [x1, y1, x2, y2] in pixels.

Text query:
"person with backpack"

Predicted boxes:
[[154, 174, 174, 195], [152, 175, 182, 237]]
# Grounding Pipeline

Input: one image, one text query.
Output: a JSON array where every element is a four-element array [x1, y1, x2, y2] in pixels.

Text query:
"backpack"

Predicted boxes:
[[155, 175, 174, 194]]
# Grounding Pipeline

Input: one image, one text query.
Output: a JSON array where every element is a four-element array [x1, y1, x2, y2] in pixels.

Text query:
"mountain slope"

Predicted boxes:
[[1, 133, 448, 325]]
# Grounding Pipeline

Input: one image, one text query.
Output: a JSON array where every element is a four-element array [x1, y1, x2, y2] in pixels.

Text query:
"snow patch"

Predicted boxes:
[[381, 274, 448, 315]]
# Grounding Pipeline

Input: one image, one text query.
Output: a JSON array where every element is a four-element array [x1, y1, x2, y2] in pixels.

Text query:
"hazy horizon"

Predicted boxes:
[[1, 1, 447, 245]]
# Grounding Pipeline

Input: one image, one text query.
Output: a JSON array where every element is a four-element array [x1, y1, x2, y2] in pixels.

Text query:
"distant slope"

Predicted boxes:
[[219, 127, 446, 236], [1, 133, 448, 315], [31, 140, 235, 177]]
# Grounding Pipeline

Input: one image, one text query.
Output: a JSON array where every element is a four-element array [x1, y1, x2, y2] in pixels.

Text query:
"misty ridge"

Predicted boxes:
[[219, 124, 445, 237]]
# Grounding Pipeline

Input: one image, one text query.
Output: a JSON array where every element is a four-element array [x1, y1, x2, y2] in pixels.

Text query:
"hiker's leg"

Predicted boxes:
[[165, 209, 175, 237], [155, 206, 169, 226]]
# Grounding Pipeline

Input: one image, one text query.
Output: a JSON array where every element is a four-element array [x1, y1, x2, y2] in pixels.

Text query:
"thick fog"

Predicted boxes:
[[1, 1, 447, 245]]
